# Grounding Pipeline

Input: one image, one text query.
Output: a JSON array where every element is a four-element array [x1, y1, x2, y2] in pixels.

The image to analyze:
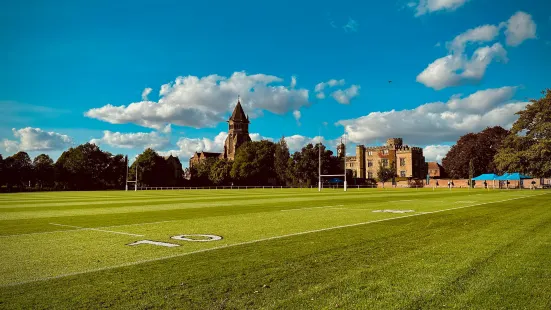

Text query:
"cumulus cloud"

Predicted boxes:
[[315, 79, 345, 93], [337, 87, 528, 145], [423, 145, 452, 162], [417, 11, 536, 90], [449, 24, 501, 53], [314, 79, 359, 103], [293, 110, 301, 125], [90, 131, 170, 150], [417, 43, 507, 90], [159, 132, 228, 162], [501, 11, 537, 46], [85, 72, 309, 130], [290, 76, 297, 88], [2, 127, 73, 153], [284, 135, 327, 153], [343, 18, 359, 32], [141, 88, 152, 101], [331, 85, 360, 104], [413, 0, 469, 16]]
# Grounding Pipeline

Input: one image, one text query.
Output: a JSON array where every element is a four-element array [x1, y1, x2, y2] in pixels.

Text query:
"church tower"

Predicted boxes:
[[223, 97, 252, 160], [337, 139, 345, 158]]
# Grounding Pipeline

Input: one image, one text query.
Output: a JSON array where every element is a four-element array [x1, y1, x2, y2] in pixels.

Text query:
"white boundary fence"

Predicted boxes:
[[136, 185, 379, 190]]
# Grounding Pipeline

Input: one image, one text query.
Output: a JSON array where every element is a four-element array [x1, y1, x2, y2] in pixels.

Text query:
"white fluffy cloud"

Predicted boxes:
[[315, 79, 360, 103], [331, 85, 360, 104], [141, 88, 152, 101], [423, 145, 451, 162], [449, 24, 500, 53], [159, 132, 228, 162], [293, 110, 301, 125], [2, 127, 73, 153], [417, 11, 536, 90], [338, 86, 527, 145], [417, 43, 507, 90], [413, 0, 469, 16], [502, 11, 537, 46], [90, 131, 170, 150], [85, 72, 309, 130], [315, 79, 345, 93]]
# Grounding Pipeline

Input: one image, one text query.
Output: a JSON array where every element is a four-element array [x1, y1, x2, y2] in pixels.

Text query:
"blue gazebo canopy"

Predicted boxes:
[[472, 173, 499, 181], [495, 172, 532, 180]]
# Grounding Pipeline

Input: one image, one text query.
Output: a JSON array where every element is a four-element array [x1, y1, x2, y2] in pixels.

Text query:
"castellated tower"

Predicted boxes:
[[223, 97, 252, 160]]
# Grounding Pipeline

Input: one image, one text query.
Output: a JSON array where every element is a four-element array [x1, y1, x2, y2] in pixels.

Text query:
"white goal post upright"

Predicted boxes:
[[125, 156, 138, 192]]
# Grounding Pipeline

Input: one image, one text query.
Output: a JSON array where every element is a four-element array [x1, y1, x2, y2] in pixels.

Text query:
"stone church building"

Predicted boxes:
[[189, 98, 251, 168], [190, 99, 427, 181]]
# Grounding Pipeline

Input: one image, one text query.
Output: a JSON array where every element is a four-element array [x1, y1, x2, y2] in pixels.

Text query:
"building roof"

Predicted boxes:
[[229, 99, 250, 123], [200, 152, 221, 158], [427, 162, 443, 170]]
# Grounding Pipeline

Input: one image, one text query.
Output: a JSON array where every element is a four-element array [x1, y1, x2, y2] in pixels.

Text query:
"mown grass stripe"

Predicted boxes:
[[2, 192, 546, 288]]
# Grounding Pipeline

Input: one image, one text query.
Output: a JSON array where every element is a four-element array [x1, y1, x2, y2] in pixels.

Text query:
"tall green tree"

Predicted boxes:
[[231, 140, 277, 185], [376, 163, 395, 188], [33, 154, 55, 189], [0, 154, 4, 187], [5, 152, 33, 188], [190, 157, 217, 186], [209, 159, 233, 185], [129, 148, 168, 187], [442, 126, 509, 179], [55, 143, 120, 190], [274, 137, 290, 185], [288, 143, 334, 187], [494, 89, 551, 177]]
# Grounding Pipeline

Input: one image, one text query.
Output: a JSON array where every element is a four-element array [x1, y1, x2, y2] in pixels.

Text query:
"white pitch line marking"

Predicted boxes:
[[281, 205, 343, 212], [49, 223, 144, 237], [2, 192, 546, 288]]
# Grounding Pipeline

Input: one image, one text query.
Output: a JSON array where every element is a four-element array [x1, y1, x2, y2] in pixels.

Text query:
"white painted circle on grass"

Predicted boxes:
[[171, 234, 223, 242]]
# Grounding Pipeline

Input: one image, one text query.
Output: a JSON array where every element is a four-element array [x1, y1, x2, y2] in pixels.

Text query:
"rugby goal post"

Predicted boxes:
[[125, 159, 138, 191], [317, 134, 348, 192]]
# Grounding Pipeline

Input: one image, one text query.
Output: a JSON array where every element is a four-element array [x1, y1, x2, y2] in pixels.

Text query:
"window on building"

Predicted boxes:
[[400, 158, 406, 166], [400, 171, 406, 177], [367, 160, 373, 167], [368, 172, 373, 179], [382, 149, 389, 155], [367, 151, 373, 156], [381, 159, 389, 167]]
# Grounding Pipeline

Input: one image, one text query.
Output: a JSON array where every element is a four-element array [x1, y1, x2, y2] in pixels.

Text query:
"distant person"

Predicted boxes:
[[436, 181, 439, 188], [484, 181, 487, 189], [447, 181, 451, 189], [451, 181, 454, 188], [531, 180, 536, 190]]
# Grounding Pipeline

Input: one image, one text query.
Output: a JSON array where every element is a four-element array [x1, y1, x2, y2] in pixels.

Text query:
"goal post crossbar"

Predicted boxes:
[[320, 174, 346, 177]]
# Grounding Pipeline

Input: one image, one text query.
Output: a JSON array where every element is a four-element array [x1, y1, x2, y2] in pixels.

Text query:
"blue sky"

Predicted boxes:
[[1, 0, 550, 165]]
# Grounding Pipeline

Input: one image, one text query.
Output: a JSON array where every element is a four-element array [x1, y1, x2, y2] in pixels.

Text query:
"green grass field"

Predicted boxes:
[[0, 188, 550, 309]]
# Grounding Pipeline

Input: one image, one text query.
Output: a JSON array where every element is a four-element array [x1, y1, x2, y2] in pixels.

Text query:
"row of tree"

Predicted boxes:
[[0, 143, 130, 191], [442, 89, 551, 179], [188, 138, 347, 186]]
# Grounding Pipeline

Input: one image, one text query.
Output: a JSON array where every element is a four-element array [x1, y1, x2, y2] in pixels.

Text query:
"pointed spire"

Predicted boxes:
[[229, 96, 249, 123]]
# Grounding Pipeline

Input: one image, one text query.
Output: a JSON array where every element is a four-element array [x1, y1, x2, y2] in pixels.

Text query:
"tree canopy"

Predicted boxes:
[[442, 126, 509, 179], [231, 140, 277, 185], [376, 163, 395, 188], [494, 89, 551, 177]]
